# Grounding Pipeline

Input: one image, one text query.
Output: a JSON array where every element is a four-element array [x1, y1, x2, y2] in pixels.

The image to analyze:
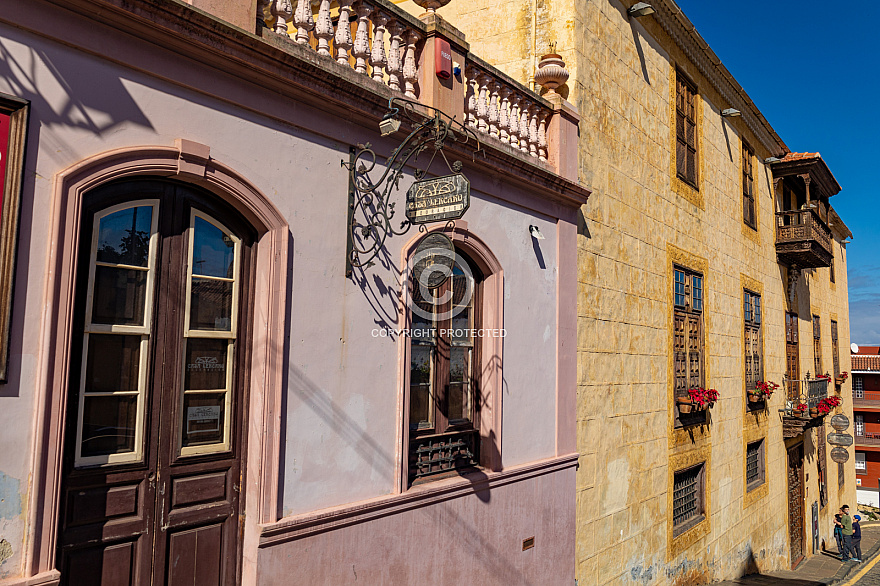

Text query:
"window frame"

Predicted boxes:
[[401, 235, 503, 489], [744, 290, 763, 400], [856, 451, 867, 475], [855, 376, 864, 398], [812, 315, 823, 377], [745, 439, 765, 492], [673, 266, 705, 426], [742, 142, 756, 229], [675, 71, 699, 188], [831, 320, 840, 379], [672, 463, 705, 537], [856, 414, 865, 436], [74, 199, 160, 468]]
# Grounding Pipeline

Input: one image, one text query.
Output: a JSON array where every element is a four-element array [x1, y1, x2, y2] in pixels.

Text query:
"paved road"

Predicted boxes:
[[850, 559, 880, 585]]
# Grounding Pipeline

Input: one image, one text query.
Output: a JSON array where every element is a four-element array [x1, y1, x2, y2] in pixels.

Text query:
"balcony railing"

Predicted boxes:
[[854, 390, 880, 409], [781, 376, 830, 438], [855, 434, 880, 448], [261, 0, 553, 162], [775, 208, 833, 268]]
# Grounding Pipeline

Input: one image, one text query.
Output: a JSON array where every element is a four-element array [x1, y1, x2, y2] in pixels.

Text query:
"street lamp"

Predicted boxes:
[[628, 2, 655, 17]]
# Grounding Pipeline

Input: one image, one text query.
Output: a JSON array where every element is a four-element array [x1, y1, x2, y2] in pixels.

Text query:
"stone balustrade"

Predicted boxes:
[[265, 0, 425, 99], [464, 58, 552, 162]]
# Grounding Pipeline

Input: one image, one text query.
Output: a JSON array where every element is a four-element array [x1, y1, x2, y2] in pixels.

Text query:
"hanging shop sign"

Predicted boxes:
[[406, 174, 470, 225], [344, 97, 480, 275], [0, 95, 29, 383], [827, 432, 853, 447], [830, 414, 850, 432], [411, 232, 455, 289], [830, 447, 849, 464]]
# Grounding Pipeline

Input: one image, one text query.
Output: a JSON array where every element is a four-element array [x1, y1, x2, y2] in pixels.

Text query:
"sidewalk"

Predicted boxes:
[[716, 522, 880, 585]]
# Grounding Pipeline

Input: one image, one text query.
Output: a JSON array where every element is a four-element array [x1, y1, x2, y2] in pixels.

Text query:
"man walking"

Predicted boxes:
[[841, 505, 859, 563]]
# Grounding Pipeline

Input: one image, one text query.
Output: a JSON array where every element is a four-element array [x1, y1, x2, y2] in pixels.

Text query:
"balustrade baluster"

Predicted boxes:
[[315, 0, 334, 56], [293, 0, 315, 45], [465, 68, 478, 127], [508, 97, 520, 149], [498, 88, 511, 143], [370, 13, 389, 83], [334, 0, 354, 66], [258, 0, 271, 29], [271, 0, 293, 35], [352, 3, 372, 74], [518, 100, 531, 154], [537, 111, 548, 161], [487, 82, 500, 138], [387, 22, 404, 92], [403, 30, 421, 98], [528, 106, 539, 157], [476, 74, 490, 133]]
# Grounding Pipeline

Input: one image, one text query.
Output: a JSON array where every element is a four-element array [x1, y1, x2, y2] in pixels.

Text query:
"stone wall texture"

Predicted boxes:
[[395, 0, 857, 583]]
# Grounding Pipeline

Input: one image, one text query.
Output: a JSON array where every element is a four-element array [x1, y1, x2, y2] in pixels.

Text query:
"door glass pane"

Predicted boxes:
[[92, 266, 147, 325], [96, 206, 152, 266], [448, 347, 471, 422], [81, 395, 137, 457], [190, 278, 233, 331], [410, 345, 432, 429], [192, 216, 236, 278], [182, 393, 226, 447], [85, 334, 140, 393], [185, 338, 228, 390]]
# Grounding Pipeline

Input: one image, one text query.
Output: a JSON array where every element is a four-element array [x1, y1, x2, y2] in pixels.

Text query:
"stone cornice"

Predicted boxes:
[[652, 0, 788, 158]]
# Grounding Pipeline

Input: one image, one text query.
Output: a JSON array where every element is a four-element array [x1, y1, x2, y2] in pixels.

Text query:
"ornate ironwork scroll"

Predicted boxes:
[[343, 97, 481, 276]]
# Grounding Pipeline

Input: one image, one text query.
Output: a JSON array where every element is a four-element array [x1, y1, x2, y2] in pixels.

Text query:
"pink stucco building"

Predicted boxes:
[[0, 0, 586, 584]]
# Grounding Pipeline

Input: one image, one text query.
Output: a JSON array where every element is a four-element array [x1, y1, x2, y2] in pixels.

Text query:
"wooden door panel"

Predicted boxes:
[[65, 483, 141, 528], [170, 471, 227, 509], [788, 444, 805, 568], [64, 540, 138, 586], [166, 524, 223, 586]]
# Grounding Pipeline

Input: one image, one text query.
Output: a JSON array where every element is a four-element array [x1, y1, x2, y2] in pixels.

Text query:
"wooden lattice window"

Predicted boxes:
[[742, 142, 756, 229], [673, 267, 704, 425], [831, 320, 840, 378], [746, 440, 765, 491], [744, 290, 762, 394], [673, 463, 705, 536], [676, 72, 699, 187], [813, 315, 822, 377]]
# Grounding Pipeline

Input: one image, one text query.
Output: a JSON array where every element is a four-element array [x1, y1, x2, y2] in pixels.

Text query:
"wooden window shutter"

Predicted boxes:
[[674, 313, 687, 399], [688, 315, 702, 389]]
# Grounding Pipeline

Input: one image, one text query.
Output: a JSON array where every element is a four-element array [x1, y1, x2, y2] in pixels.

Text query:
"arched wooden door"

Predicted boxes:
[[57, 179, 254, 585]]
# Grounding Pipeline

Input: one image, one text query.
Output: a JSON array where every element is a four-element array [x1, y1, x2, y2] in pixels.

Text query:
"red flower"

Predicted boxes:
[[688, 387, 719, 409]]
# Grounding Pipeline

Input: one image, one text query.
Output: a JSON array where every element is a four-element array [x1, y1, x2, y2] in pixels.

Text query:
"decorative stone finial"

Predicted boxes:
[[535, 51, 569, 95], [412, 0, 451, 13]]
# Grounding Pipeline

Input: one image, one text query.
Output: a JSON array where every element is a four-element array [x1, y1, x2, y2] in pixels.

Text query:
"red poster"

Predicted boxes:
[[0, 111, 9, 214]]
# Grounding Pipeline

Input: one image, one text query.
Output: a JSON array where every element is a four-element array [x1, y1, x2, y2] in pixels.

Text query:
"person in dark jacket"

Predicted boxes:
[[852, 515, 863, 562]]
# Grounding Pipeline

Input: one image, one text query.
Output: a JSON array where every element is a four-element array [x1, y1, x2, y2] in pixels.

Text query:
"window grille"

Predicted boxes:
[[673, 464, 703, 533], [855, 377, 864, 398], [856, 415, 865, 436]]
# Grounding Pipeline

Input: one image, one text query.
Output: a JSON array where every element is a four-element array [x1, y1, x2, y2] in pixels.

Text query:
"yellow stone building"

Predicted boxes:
[[393, 0, 857, 583]]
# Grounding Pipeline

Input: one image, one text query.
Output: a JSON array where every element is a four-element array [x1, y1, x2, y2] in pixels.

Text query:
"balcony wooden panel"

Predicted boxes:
[[855, 435, 880, 449], [776, 209, 833, 268]]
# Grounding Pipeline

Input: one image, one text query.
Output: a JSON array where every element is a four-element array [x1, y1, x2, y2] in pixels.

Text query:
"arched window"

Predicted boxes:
[[403, 232, 502, 487]]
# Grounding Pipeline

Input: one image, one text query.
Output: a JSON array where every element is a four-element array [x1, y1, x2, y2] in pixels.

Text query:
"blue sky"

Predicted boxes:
[[673, 0, 880, 344]]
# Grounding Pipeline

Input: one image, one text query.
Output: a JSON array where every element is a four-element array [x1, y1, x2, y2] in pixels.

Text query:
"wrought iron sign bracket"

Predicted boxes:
[[342, 97, 481, 277]]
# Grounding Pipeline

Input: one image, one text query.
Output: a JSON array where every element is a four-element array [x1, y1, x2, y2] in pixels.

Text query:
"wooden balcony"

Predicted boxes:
[[854, 390, 880, 410], [776, 208, 833, 268], [781, 377, 830, 439], [855, 435, 880, 448]]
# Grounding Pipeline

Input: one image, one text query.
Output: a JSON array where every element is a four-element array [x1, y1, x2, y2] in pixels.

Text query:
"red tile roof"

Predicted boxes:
[[853, 355, 880, 372], [854, 346, 880, 355], [779, 152, 820, 162]]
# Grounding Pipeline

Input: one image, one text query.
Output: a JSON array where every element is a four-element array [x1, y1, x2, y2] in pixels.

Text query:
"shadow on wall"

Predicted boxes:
[[0, 40, 155, 396]]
